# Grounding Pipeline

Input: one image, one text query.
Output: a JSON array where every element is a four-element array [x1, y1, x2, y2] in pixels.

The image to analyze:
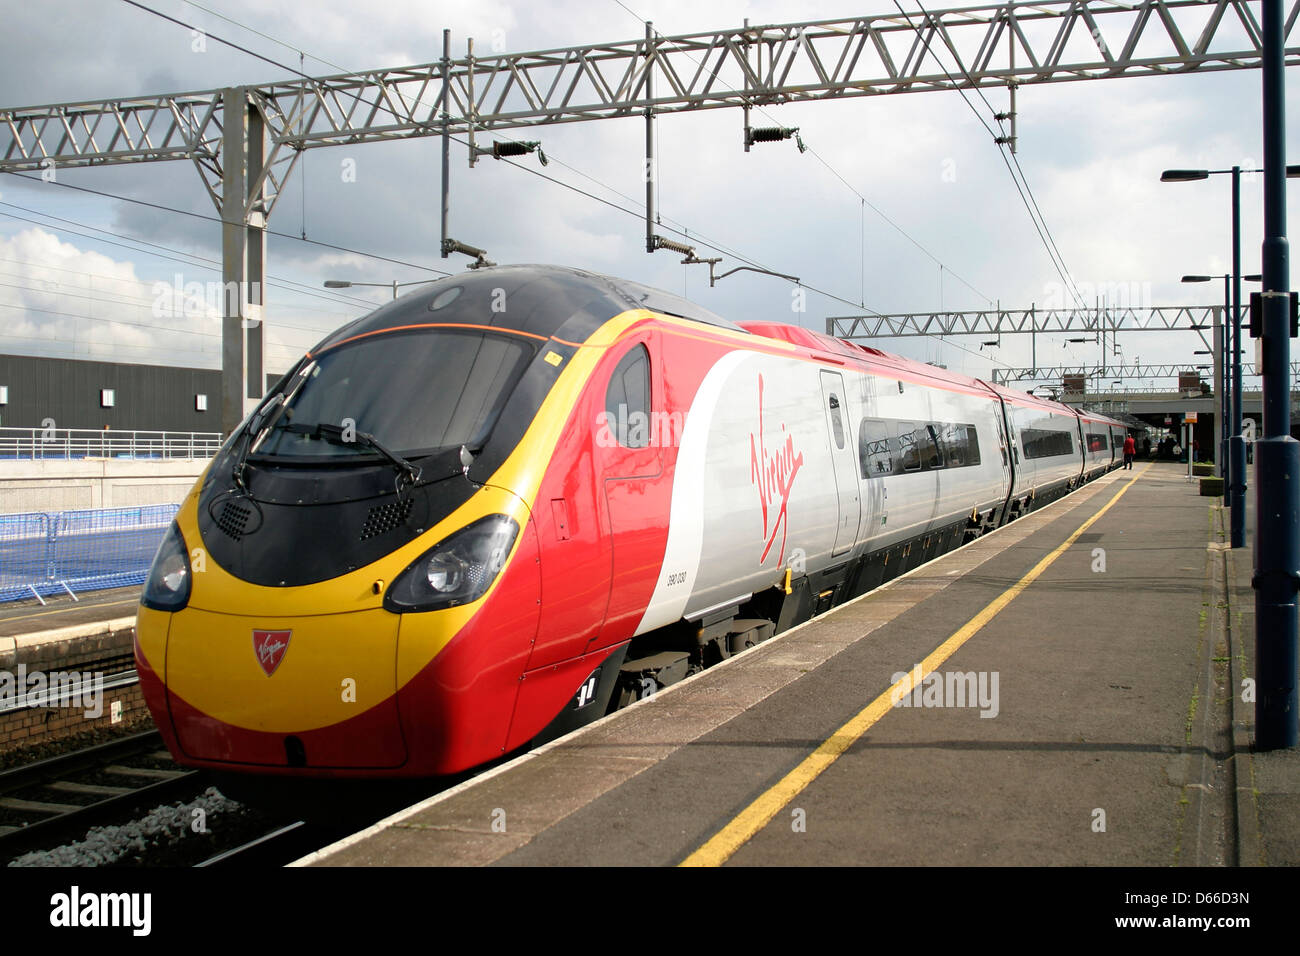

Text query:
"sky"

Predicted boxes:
[[0, 0, 1296, 395]]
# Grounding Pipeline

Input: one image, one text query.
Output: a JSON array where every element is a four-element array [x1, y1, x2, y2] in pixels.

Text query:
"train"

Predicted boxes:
[[135, 264, 1127, 781]]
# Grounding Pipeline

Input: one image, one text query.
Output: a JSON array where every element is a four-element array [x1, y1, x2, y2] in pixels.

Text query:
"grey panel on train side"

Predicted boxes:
[[852, 375, 1009, 549], [1009, 405, 1079, 491]]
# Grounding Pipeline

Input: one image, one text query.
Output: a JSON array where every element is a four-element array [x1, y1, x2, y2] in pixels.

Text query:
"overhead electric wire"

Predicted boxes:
[[603, 3, 1029, 374], [123, 0, 787, 280], [900, 0, 1084, 305], [606, 3, 1027, 369], [133, 0, 937, 337], [0, 205, 368, 332], [611, 0, 995, 307], [2, 171, 453, 281], [114, 0, 1023, 371], [890, 0, 1089, 314], [0, 275, 323, 343], [0, 201, 371, 314], [113, 0, 847, 306]]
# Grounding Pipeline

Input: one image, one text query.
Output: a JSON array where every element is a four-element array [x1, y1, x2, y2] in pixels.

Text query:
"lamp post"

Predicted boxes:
[[323, 278, 443, 299], [1163, 165, 1300, 548], [1255, 0, 1296, 750], [1184, 273, 1263, 507]]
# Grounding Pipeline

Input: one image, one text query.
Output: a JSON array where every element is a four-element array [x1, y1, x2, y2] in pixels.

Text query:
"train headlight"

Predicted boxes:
[[386, 514, 519, 613], [426, 553, 465, 593], [141, 522, 192, 611]]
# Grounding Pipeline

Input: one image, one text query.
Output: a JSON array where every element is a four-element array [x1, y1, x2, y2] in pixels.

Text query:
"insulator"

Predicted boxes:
[[492, 141, 534, 158], [653, 236, 694, 256], [749, 126, 794, 143]]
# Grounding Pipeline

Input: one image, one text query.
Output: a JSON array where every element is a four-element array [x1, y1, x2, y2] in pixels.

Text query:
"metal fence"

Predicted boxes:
[[0, 428, 222, 460], [0, 504, 179, 604]]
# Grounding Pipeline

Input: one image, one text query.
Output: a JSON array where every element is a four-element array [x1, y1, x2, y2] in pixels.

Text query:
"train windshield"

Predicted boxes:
[[256, 328, 535, 459]]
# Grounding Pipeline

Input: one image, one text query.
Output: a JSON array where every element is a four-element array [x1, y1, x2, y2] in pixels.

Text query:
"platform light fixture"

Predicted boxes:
[[1181, 272, 1264, 506], [1162, 160, 1297, 550], [324, 277, 446, 299]]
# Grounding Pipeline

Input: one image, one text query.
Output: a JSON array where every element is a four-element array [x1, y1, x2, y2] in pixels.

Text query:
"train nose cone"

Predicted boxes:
[[165, 608, 406, 769]]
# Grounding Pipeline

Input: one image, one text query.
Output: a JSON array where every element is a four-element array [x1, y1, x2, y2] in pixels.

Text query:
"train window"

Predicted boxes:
[[256, 328, 534, 458], [920, 425, 944, 469], [1087, 432, 1107, 452], [828, 393, 845, 449], [939, 422, 981, 468], [858, 417, 982, 477], [1021, 427, 1074, 459], [605, 344, 651, 449], [858, 418, 894, 477], [898, 422, 920, 471]]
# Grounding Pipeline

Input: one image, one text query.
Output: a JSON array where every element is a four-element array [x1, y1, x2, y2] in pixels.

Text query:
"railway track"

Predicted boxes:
[[195, 820, 357, 867], [1, 728, 442, 866], [0, 730, 204, 862]]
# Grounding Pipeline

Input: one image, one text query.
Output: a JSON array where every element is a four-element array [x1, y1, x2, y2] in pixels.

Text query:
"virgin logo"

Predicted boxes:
[[750, 374, 804, 565], [252, 630, 291, 676]]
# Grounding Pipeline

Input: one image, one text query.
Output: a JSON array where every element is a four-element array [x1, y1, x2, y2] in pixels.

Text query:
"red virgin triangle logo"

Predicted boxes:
[[252, 630, 291, 676]]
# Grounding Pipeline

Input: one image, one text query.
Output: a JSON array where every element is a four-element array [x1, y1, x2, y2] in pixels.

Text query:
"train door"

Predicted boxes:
[[820, 370, 861, 556], [1073, 415, 1087, 480], [992, 402, 1012, 495], [1001, 400, 1030, 512], [593, 333, 671, 649]]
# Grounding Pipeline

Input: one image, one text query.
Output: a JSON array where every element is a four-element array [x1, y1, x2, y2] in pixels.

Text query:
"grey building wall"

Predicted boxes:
[[0, 354, 280, 432]]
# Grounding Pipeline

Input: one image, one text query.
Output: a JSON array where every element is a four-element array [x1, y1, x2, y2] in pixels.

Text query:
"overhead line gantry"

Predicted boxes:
[[1, 0, 1294, 432]]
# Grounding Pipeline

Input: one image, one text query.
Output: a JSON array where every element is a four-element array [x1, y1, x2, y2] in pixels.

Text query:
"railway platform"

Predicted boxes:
[[298, 461, 1296, 868], [0, 585, 138, 640], [0, 588, 144, 757]]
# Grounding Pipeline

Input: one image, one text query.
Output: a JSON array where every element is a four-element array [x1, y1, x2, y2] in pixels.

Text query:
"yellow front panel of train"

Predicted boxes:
[[166, 607, 398, 733]]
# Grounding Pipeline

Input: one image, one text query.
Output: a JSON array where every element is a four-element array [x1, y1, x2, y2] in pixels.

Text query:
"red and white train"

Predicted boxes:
[[136, 265, 1126, 780]]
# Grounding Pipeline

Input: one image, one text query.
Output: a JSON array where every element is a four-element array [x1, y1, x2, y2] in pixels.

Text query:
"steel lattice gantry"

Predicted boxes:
[[825, 304, 1243, 337], [990, 361, 1300, 382], [2, 0, 1297, 432]]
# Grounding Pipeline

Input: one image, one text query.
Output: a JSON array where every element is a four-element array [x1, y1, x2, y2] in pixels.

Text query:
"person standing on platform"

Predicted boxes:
[[1123, 433, 1136, 470]]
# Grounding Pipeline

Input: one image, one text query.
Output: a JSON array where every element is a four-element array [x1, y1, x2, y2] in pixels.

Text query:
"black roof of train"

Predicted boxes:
[[312, 264, 741, 354]]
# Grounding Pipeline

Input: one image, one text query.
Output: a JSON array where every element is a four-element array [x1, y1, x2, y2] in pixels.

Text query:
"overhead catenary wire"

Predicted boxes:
[[1, 172, 453, 281], [0, 203, 373, 314], [116, 2, 878, 302], [183, 0, 780, 278], [610, 0, 995, 307], [896, 0, 1085, 310], [108, 0, 1026, 370], [606, 3, 1027, 369], [0, 205, 375, 328], [889, 0, 1089, 315], [118, 2, 773, 272]]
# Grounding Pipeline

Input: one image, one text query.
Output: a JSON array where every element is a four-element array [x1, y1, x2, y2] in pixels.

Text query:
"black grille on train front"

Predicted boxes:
[[360, 498, 413, 541], [216, 500, 252, 541]]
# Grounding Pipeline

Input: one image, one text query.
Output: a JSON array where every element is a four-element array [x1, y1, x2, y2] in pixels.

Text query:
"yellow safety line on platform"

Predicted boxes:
[[679, 463, 1152, 867]]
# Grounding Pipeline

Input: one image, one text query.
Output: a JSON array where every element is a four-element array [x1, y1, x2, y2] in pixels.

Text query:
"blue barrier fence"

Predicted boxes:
[[0, 504, 179, 603]]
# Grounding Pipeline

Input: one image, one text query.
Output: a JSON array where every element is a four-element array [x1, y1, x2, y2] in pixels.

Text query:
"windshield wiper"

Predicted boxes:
[[278, 421, 423, 487], [228, 358, 315, 493], [230, 394, 285, 493]]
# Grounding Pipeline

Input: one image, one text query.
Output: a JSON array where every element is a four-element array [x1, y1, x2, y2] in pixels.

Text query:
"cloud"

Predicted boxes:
[[0, 0, 1295, 388]]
